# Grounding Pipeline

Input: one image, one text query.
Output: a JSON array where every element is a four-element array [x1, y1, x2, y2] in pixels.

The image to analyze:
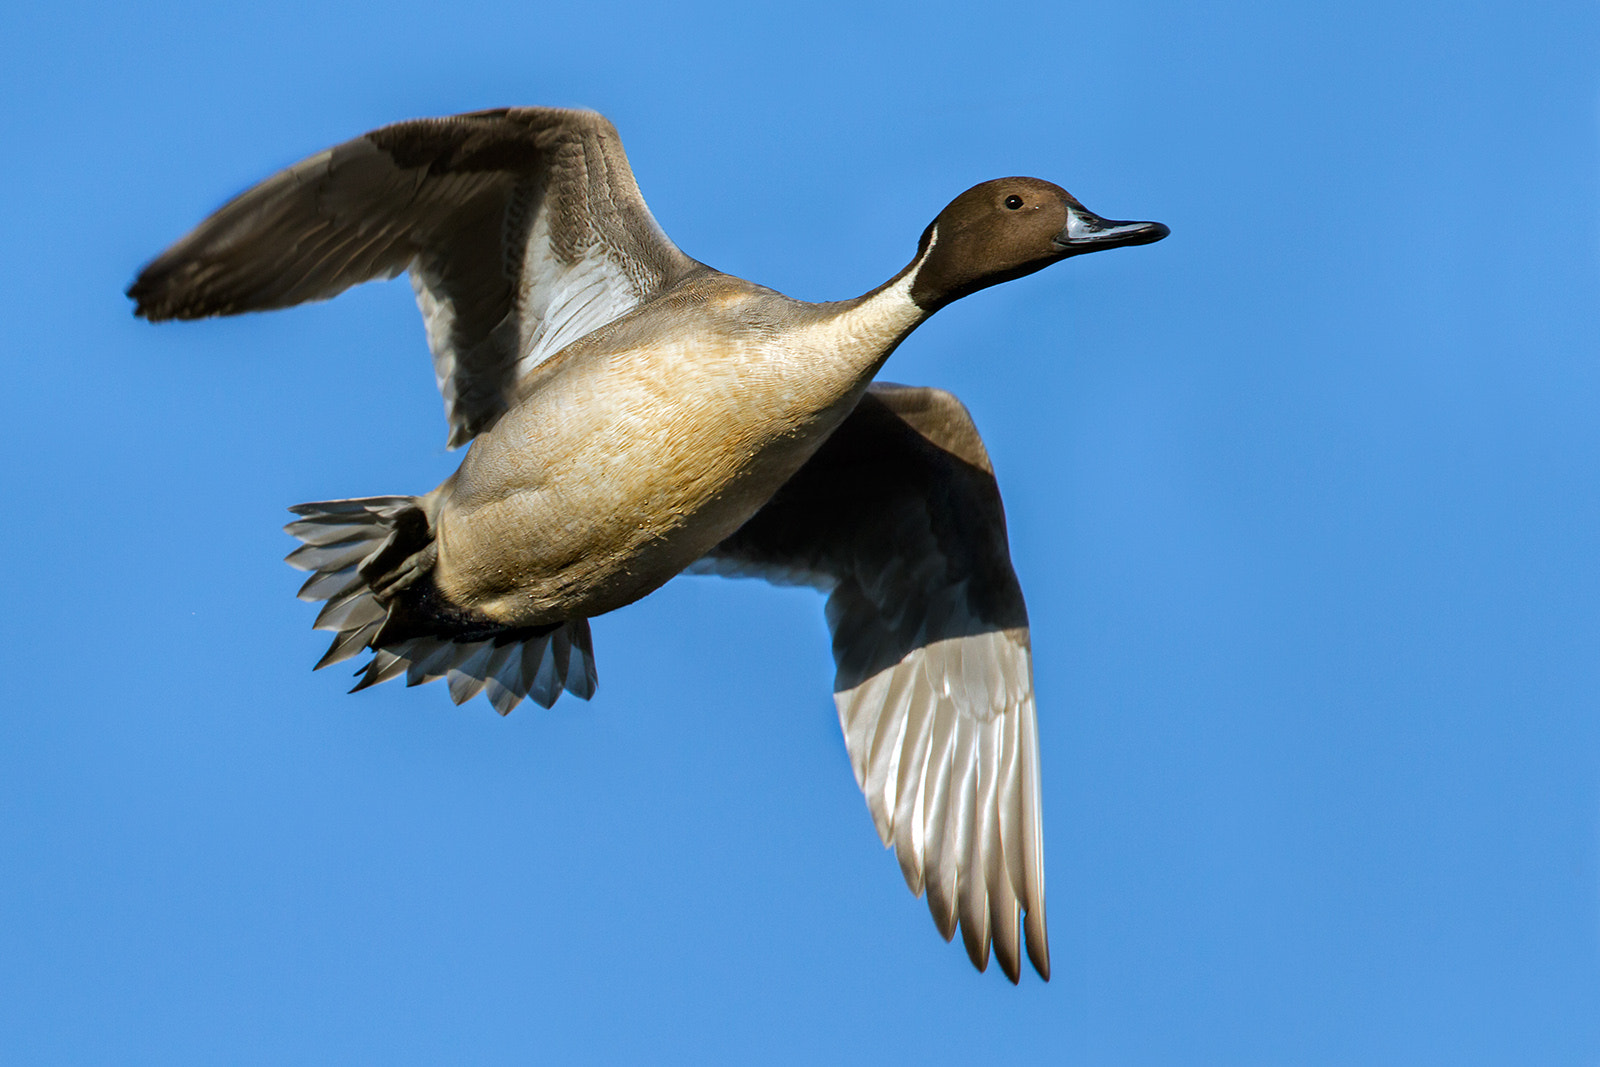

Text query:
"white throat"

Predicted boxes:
[[828, 223, 939, 349], [771, 224, 941, 406]]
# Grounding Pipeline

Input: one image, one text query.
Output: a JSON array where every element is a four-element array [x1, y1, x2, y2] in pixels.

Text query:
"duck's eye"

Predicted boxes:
[[1004, 195, 1024, 210]]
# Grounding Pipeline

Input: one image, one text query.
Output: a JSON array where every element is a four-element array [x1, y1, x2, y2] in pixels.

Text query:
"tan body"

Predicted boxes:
[[433, 271, 922, 624]]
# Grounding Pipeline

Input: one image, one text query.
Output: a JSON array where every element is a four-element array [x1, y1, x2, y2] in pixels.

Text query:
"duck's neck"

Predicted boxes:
[[804, 224, 941, 380]]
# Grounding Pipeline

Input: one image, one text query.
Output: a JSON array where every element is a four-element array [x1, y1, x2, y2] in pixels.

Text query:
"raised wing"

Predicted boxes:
[[691, 383, 1048, 982], [128, 107, 700, 446]]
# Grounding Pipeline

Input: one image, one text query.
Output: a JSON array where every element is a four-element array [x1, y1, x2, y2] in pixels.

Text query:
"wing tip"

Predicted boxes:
[[962, 925, 991, 974], [1025, 909, 1051, 981], [125, 274, 167, 321], [125, 270, 221, 323], [999, 954, 1022, 985]]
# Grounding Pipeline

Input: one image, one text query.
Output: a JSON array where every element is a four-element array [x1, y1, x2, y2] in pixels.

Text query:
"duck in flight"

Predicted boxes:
[[128, 107, 1168, 983]]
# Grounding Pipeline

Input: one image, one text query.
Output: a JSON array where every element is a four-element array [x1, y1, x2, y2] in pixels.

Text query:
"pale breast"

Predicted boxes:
[[427, 288, 906, 625]]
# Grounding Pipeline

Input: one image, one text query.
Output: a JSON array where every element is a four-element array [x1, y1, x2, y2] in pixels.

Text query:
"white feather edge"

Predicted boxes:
[[832, 627, 1044, 976]]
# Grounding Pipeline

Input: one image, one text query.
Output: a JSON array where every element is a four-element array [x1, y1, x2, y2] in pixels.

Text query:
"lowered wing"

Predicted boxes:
[[692, 382, 1049, 982]]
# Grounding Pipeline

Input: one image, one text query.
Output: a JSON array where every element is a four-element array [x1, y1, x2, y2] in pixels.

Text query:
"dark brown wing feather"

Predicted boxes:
[[128, 108, 699, 446], [694, 382, 1049, 982]]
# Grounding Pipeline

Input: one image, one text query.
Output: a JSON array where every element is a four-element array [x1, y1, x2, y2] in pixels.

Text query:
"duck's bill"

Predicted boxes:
[[1053, 206, 1170, 254]]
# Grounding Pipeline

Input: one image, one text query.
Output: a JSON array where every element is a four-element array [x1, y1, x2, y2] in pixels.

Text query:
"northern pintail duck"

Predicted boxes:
[[129, 107, 1168, 982]]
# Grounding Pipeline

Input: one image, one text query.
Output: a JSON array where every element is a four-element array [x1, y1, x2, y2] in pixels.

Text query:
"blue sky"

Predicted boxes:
[[3, 0, 1598, 1062]]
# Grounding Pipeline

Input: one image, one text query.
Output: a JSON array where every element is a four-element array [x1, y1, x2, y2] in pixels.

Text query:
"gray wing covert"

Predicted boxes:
[[129, 107, 699, 446], [693, 382, 1049, 982]]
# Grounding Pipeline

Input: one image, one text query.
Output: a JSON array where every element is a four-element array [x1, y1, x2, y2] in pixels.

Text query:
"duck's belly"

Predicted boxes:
[[430, 336, 860, 625]]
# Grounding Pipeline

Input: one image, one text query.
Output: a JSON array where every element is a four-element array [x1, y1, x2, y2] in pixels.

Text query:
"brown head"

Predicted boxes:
[[908, 177, 1168, 312]]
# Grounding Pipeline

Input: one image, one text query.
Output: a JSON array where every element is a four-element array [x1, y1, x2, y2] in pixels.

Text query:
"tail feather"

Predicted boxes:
[[561, 624, 599, 699], [297, 565, 366, 603], [354, 647, 410, 690], [315, 619, 382, 670], [285, 495, 598, 714], [446, 641, 495, 704], [287, 538, 379, 573], [404, 638, 458, 688], [313, 593, 385, 634], [484, 644, 527, 716]]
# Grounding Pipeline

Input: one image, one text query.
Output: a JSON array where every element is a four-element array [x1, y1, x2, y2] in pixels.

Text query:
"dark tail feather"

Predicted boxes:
[[284, 496, 597, 714]]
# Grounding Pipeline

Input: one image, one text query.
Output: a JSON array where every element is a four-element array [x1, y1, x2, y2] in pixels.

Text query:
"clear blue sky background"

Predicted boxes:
[[3, 0, 1597, 1062]]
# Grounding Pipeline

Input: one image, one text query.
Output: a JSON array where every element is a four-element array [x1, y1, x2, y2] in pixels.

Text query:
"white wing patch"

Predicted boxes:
[[514, 210, 649, 380], [130, 108, 696, 449]]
